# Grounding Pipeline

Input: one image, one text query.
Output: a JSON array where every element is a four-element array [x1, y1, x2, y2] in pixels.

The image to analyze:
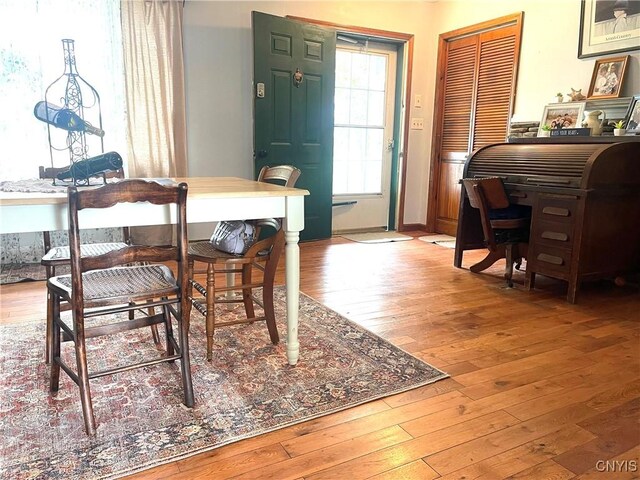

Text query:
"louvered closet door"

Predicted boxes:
[[472, 25, 519, 150], [430, 15, 521, 236], [435, 36, 477, 235]]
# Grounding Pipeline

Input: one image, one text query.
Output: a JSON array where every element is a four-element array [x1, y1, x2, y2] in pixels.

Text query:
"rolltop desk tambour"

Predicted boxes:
[[454, 138, 640, 303]]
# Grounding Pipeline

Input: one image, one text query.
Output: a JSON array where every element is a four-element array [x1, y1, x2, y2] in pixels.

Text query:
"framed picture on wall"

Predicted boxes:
[[578, 0, 640, 58], [587, 55, 629, 99], [538, 102, 586, 135], [624, 94, 640, 133]]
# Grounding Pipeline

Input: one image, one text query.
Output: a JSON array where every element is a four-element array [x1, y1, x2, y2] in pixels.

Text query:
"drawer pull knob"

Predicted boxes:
[[541, 231, 569, 242], [542, 206, 570, 217], [537, 253, 564, 265]]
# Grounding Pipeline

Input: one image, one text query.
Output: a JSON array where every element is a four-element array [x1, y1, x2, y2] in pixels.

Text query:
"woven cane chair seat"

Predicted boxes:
[[50, 264, 178, 304], [189, 240, 269, 263], [42, 242, 128, 264]]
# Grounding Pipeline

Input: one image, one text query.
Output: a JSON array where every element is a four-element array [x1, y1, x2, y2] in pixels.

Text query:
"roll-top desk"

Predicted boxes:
[[454, 139, 640, 303]]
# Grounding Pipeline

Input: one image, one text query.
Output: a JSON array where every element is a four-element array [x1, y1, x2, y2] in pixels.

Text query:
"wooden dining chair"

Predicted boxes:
[[187, 165, 301, 360], [39, 166, 161, 363], [47, 179, 194, 435], [461, 177, 530, 287]]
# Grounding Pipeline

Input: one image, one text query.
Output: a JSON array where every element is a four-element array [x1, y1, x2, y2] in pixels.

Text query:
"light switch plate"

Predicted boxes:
[[415, 94, 422, 108]]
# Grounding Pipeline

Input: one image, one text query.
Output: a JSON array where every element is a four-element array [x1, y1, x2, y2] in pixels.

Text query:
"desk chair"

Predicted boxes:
[[462, 177, 530, 287], [47, 179, 194, 435], [187, 165, 301, 360], [39, 166, 161, 362]]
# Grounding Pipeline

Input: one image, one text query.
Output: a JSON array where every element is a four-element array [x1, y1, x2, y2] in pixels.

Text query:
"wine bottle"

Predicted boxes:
[[56, 152, 123, 180], [33, 101, 105, 137]]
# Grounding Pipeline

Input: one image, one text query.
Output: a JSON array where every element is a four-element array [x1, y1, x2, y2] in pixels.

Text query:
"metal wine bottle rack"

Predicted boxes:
[[44, 39, 105, 186]]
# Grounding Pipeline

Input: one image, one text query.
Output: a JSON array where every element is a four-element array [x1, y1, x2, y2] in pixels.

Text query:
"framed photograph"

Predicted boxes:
[[578, 0, 640, 58], [587, 55, 629, 99], [539, 102, 586, 136], [624, 94, 640, 134]]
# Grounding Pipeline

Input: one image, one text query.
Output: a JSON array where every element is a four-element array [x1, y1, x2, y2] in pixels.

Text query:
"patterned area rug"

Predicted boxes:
[[0, 263, 53, 284], [0, 287, 447, 479]]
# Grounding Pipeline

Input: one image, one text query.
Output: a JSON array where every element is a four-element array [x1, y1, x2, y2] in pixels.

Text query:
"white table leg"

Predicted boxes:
[[285, 230, 300, 365], [284, 196, 305, 366]]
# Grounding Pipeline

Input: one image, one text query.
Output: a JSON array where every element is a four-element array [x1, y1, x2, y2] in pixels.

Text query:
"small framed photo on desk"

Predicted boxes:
[[538, 102, 586, 136], [624, 94, 640, 134]]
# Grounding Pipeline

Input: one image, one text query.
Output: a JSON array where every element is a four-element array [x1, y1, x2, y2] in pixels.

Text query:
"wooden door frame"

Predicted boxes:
[[426, 12, 523, 232], [288, 16, 414, 231]]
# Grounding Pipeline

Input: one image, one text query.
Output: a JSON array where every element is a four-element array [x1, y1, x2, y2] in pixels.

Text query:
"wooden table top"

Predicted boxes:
[[0, 177, 309, 206]]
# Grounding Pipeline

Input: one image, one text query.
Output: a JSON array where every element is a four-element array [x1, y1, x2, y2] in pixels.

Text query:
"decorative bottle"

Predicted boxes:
[[56, 151, 123, 180], [34, 101, 105, 137]]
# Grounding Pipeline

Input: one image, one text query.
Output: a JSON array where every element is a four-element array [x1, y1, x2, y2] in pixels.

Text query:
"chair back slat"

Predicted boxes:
[[81, 245, 179, 271], [72, 179, 183, 210], [257, 165, 301, 187]]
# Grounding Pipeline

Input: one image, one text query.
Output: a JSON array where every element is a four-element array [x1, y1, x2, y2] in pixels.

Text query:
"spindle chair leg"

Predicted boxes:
[[186, 259, 195, 324], [162, 302, 175, 359], [178, 312, 195, 408], [49, 294, 61, 392], [205, 263, 216, 361], [74, 331, 97, 435], [263, 259, 279, 344], [242, 264, 256, 320]]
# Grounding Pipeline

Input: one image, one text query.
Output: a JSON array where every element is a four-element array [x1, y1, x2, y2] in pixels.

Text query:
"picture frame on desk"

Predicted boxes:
[[587, 55, 629, 99], [578, 0, 640, 58], [623, 94, 640, 134], [538, 102, 586, 137]]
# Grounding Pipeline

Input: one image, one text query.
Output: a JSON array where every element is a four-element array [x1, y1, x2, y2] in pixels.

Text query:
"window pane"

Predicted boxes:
[[350, 53, 369, 89], [335, 51, 351, 88], [334, 88, 350, 124], [369, 55, 387, 91], [367, 91, 384, 126], [347, 127, 366, 160], [333, 47, 389, 196], [366, 129, 384, 162], [0, 0, 124, 180], [349, 90, 368, 125], [347, 160, 364, 192], [332, 160, 348, 194], [333, 127, 349, 161]]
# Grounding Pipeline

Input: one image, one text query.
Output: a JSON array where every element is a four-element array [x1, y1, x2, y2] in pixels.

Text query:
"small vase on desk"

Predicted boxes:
[[614, 128, 627, 136]]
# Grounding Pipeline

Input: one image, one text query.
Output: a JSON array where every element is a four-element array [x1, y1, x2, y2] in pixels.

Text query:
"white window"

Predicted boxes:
[[333, 48, 389, 195], [0, 0, 125, 181]]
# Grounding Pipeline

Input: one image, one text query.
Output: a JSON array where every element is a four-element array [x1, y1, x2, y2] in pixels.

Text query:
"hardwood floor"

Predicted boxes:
[[1, 232, 638, 479]]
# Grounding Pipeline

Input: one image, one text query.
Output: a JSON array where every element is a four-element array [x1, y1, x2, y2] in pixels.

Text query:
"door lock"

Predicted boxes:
[[256, 83, 265, 98]]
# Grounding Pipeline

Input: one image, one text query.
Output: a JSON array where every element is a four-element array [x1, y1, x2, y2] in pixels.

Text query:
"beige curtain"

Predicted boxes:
[[121, 0, 188, 244]]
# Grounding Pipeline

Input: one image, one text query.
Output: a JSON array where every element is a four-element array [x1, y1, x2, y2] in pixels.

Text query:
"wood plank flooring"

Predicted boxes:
[[1, 232, 638, 479]]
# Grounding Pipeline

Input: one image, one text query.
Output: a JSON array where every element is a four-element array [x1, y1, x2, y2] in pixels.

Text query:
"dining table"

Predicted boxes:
[[0, 176, 309, 365]]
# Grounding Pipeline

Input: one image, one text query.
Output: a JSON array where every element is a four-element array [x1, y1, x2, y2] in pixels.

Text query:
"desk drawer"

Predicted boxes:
[[530, 245, 573, 279], [535, 195, 579, 224], [507, 190, 531, 206], [532, 219, 575, 249]]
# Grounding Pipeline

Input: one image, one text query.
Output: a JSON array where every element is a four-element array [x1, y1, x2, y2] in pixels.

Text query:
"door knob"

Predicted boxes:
[[256, 150, 268, 158]]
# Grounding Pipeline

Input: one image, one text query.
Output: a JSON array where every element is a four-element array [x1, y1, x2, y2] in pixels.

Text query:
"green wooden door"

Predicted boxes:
[[252, 11, 336, 241]]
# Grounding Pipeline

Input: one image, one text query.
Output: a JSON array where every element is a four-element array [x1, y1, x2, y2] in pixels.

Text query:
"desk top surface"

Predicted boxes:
[[0, 177, 309, 207]]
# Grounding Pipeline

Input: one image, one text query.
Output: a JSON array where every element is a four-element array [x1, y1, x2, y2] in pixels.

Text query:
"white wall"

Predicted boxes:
[[182, 0, 639, 233]]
